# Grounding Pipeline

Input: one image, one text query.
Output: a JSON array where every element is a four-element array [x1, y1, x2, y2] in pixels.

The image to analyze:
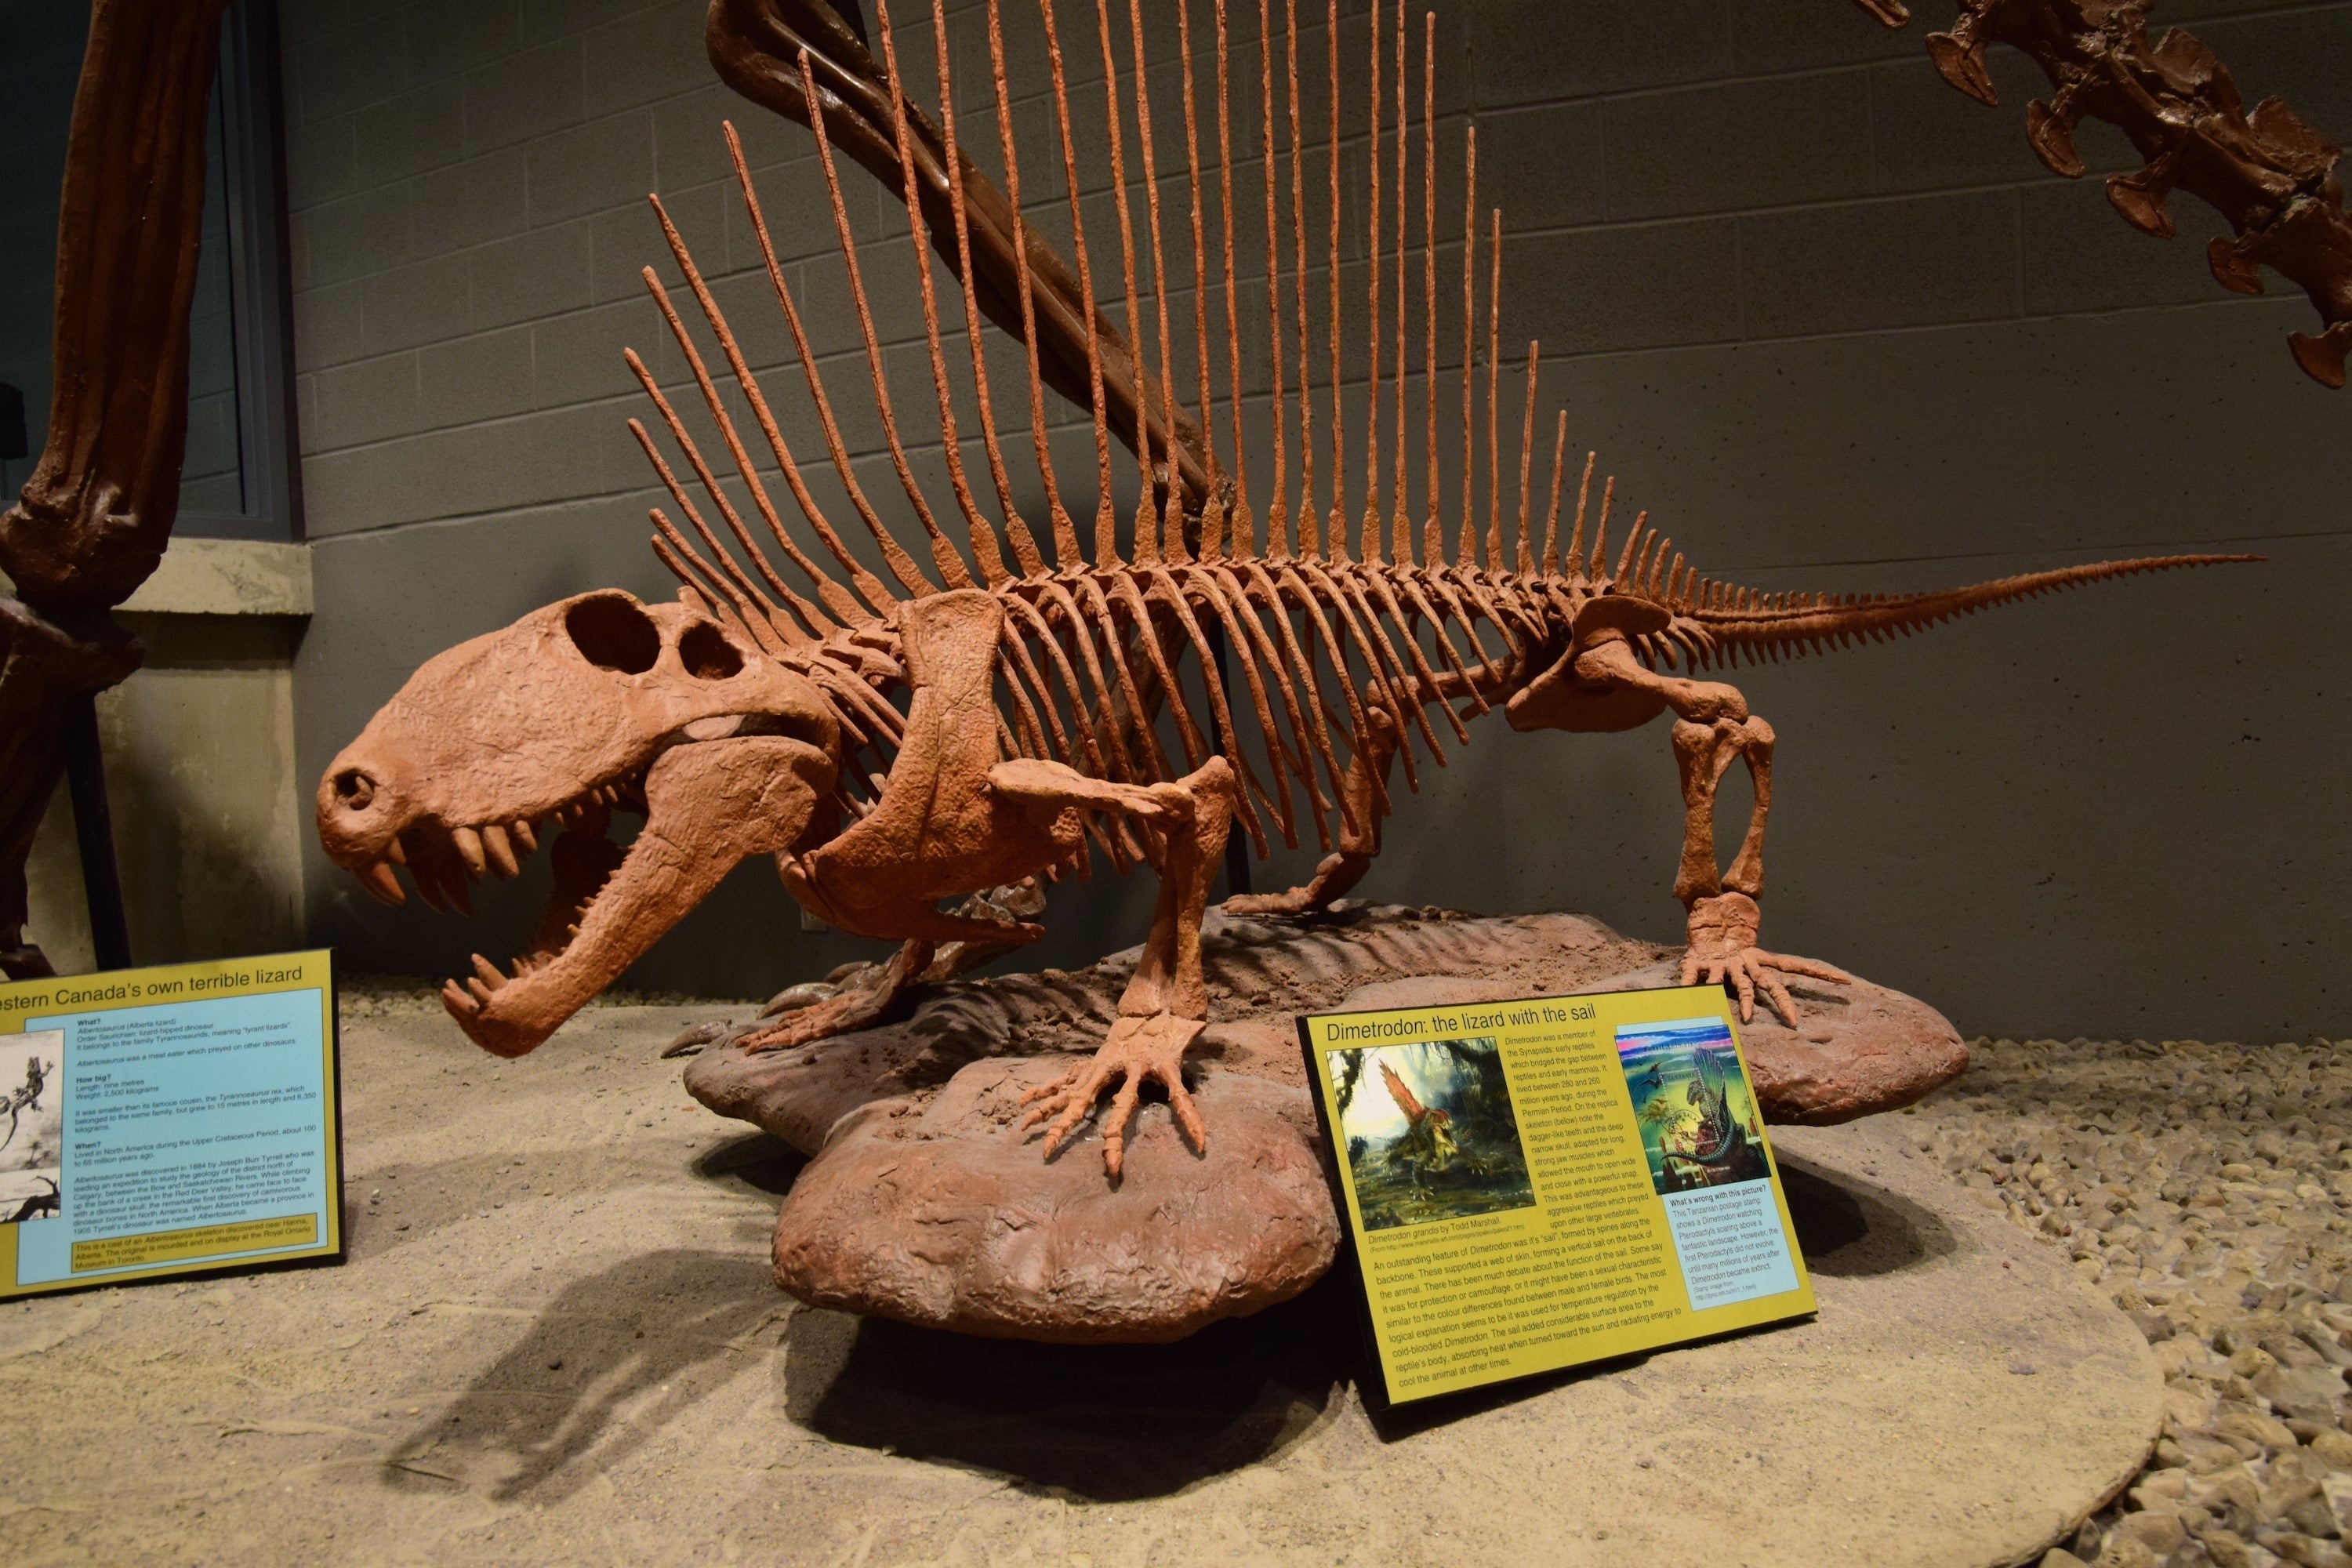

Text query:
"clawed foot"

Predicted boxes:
[[735, 940, 936, 1055], [1221, 850, 1370, 917], [1018, 1013, 1207, 1179], [1221, 887, 1316, 916], [1681, 891, 1853, 1027]]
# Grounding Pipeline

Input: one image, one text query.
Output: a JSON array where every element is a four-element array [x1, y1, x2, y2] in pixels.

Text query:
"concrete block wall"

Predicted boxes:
[[18, 539, 317, 974], [284, 0, 2350, 1039]]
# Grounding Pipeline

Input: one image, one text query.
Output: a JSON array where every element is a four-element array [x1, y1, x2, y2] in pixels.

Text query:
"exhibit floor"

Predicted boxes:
[[12, 987, 2294, 1568]]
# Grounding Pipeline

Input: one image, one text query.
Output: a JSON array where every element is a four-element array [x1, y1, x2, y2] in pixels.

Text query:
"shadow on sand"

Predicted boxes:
[[779, 1147, 1958, 1474], [378, 1248, 783, 1502], [374, 1134, 1953, 1501], [1777, 1150, 1958, 1278], [785, 1270, 1357, 1502]]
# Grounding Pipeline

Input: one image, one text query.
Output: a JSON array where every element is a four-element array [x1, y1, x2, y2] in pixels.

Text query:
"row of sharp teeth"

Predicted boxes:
[[354, 770, 644, 910], [459, 941, 573, 1005], [354, 815, 538, 909]]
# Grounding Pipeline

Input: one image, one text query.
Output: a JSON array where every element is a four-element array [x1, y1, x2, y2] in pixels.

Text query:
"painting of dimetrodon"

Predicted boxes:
[[1327, 1039, 1534, 1232], [1618, 1016, 1771, 1196]]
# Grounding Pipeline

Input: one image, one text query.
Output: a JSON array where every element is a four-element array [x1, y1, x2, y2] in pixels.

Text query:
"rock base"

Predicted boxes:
[[772, 1056, 1338, 1343], [684, 904, 1971, 1341]]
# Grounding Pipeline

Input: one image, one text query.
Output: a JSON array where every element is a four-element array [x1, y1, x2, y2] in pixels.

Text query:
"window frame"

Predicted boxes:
[[176, 0, 304, 546]]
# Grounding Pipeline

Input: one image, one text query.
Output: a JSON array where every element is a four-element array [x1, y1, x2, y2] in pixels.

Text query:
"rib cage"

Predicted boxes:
[[626, 0, 2245, 866]]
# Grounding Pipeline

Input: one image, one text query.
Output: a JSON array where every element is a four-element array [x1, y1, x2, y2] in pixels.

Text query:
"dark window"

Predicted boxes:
[[0, 0, 301, 543]]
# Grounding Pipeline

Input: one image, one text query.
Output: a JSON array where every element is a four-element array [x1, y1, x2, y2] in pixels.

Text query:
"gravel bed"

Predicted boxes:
[[1911, 1036, 2352, 1568]]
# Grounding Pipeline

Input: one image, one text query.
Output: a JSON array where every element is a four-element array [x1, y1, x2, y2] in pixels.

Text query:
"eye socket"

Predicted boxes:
[[678, 622, 745, 681], [565, 595, 660, 674]]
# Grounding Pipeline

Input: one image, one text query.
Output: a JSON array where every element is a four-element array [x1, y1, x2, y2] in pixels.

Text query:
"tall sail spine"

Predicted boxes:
[[631, 2, 1649, 858]]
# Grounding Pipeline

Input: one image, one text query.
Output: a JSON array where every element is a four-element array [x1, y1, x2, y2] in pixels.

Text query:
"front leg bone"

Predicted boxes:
[[996, 755, 1238, 1178], [733, 938, 936, 1054]]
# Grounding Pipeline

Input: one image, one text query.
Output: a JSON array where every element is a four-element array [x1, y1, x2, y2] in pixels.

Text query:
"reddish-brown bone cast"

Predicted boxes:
[[1, 0, 233, 979], [320, 0, 2260, 1180], [1857, 0, 2352, 387]]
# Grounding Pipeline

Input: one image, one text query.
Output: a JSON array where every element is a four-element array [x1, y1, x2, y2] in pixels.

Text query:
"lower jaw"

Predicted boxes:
[[442, 975, 564, 1058]]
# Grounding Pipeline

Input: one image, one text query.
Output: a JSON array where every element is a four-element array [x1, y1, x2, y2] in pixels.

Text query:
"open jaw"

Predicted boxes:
[[345, 721, 834, 1059]]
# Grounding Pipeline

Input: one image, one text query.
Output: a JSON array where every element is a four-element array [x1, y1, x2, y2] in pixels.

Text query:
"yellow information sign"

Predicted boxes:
[[0, 950, 342, 1298], [1299, 984, 1813, 1406]]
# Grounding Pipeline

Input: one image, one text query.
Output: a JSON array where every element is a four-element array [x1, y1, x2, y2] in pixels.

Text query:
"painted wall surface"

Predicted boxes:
[[283, 0, 2347, 1039], [25, 615, 309, 973]]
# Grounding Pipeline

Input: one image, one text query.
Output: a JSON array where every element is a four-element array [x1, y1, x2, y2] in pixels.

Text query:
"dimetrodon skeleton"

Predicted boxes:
[[316, 0, 2252, 1178]]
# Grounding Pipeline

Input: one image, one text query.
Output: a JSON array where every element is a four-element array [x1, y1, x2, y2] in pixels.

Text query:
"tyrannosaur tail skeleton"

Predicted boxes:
[[1856, 0, 2352, 388], [318, 0, 2256, 1179]]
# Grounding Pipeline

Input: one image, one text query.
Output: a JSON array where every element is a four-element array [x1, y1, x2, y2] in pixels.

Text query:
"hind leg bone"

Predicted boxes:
[[1670, 711, 1852, 1025], [1556, 638, 1849, 1025]]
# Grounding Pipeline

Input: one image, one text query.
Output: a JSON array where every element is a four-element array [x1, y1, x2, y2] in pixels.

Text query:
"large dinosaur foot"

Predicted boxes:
[[1018, 1013, 1207, 1180], [1221, 850, 1370, 916], [1680, 891, 1854, 1027]]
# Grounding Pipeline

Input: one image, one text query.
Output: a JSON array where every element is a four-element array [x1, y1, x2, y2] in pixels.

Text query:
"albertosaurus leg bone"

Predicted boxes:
[[1008, 754, 1238, 1180]]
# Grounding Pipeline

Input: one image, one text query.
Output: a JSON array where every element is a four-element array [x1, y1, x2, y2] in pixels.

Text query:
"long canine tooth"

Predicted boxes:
[[444, 870, 473, 918], [358, 861, 405, 906], [510, 819, 538, 854], [470, 953, 506, 990], [481, 823, 520, 879], [451, 826, 486, 877]]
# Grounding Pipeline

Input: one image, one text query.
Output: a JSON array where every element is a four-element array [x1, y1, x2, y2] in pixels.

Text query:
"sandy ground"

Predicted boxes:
[[0, 987, 2165, 1568]]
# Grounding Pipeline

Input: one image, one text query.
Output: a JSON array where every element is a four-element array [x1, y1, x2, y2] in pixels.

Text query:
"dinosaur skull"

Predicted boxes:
[[318, 590, 840, 1056]]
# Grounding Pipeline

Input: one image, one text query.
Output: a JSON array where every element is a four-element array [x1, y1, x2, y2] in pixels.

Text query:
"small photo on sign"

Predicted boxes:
[[1617, 1016, 1770, 1195], [0, 1029, 63, 1225], [1327, 1038, 1534, 1232]]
